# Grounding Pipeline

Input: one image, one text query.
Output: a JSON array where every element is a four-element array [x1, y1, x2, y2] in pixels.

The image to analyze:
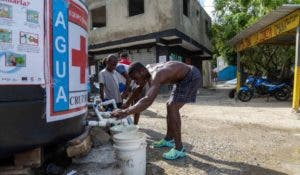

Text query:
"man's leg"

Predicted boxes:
[[167, 101, 185, 150], [165, 102, 173, 140], [151, 102, 179, 148]]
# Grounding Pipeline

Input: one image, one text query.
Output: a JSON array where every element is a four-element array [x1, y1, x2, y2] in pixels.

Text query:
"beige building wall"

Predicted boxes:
[[87, 0, 212, 52], [174, 0, 212, 51], [87, 0, 175, 45]]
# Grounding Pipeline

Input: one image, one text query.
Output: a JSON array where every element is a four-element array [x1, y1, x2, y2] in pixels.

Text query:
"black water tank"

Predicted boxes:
[[0, 85, 86, 158]]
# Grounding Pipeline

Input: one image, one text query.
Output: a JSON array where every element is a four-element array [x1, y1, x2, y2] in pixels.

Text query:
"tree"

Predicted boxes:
[[212, 0, 299, 81]]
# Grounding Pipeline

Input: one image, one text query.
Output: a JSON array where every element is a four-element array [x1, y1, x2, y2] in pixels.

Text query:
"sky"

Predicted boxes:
[[199, 0, 214, 18]]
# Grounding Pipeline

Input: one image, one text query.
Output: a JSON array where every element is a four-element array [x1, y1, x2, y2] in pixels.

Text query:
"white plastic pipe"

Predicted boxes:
[[88, 97, 133, 127], [88, 120, 108, 127], [99, 99, 117, 109], [88, 118, 121, 127], [95, 110, 111, 119]]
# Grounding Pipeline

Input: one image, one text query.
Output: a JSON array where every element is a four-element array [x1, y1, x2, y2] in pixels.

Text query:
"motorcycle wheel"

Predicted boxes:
[[274, 87, 290, 101], [238, 91, 253, 102], [228, 89, 236, 99]]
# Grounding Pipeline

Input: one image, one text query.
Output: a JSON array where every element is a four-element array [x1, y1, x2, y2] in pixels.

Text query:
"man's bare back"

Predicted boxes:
[[112, 61, 198, 117], [146, 61, 191, 86]]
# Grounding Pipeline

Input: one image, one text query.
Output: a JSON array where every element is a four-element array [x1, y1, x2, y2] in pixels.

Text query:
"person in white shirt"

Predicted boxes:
[[99, 54, 122, 108]]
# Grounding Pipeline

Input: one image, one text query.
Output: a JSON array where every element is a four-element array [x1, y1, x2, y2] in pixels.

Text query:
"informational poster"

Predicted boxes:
[[0, 0, 44, 85], [90, 65, 95, 75], [46, 0, 88, 122], [159, 55, 166, 63]]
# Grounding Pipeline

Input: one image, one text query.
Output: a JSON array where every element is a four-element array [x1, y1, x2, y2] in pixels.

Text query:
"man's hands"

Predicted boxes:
[[121, 91, 129, 99], [121, 103, 130, 109], [111, 109, 128, 119]]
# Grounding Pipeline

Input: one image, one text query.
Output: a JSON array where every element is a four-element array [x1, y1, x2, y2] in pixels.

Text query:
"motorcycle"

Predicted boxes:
[[237, 76, 291, 102]]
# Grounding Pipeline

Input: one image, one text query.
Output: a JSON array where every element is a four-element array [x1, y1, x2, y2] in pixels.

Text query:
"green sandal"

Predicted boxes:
[[162, 148, 186, 160], [152, 139, 175, 148]]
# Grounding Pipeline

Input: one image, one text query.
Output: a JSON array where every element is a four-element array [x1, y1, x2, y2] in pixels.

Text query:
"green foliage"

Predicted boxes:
[[212, 0, 298, 78], [241, 46, 294, 78]]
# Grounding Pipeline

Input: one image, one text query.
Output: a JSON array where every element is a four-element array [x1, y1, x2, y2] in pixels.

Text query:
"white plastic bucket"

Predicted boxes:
[[113, 132, 144, 147], [110, 125, 139, 135], [113, 132, 146, 175]]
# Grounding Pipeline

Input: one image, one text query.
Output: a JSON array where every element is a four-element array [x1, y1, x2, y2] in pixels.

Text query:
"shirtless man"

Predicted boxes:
[[111, 61, 201, 160]]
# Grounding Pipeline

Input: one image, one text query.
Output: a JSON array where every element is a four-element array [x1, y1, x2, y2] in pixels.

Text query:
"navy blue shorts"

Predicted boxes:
[[169, 66, 201, 103]]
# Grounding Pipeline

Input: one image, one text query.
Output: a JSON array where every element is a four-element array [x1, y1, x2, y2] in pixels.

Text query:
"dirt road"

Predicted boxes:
[[141, 85, 300, 175]]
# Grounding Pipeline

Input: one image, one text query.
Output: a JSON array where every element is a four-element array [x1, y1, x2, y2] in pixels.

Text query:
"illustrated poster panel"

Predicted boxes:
[[0, 0, 44, 85]]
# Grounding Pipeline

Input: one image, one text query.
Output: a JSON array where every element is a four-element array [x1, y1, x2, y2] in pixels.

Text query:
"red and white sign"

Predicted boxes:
[[46, 0, 88, 122]]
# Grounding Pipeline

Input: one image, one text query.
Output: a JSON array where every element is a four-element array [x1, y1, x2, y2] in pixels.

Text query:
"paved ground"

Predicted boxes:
[[140, 84, 300, 175]]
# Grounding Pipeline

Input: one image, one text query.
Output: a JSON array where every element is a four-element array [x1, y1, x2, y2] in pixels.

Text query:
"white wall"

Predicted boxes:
[[216, 56, 228, 72]]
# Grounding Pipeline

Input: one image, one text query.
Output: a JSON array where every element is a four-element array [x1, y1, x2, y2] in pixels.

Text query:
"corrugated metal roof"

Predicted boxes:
[[229, 4, 300, 46]]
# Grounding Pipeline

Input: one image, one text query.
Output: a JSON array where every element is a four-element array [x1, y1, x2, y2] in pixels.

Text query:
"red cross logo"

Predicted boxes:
[[72, 36, 87, 84]]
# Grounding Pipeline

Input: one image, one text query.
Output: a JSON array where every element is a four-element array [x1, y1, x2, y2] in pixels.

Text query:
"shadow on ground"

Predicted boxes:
[[146, 163, 167, 175], [141, 128, 288, 175], [141, 109, 165, 119]]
